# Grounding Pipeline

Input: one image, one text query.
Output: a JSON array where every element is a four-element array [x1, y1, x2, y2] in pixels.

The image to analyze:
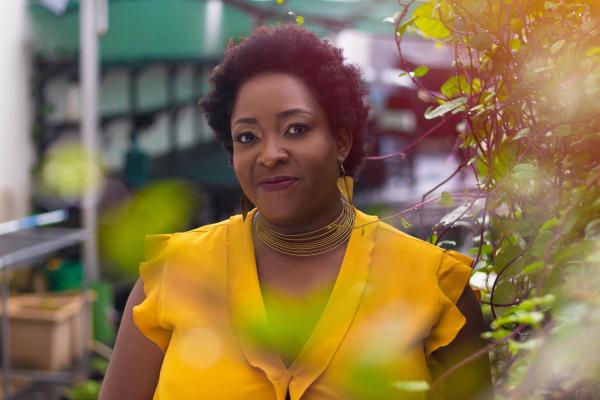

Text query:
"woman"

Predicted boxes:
[[100, 24, 491, 400]]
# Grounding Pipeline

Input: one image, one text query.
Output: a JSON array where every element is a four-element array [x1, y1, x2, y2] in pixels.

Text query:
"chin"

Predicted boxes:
[[256, 203, 300, 226]]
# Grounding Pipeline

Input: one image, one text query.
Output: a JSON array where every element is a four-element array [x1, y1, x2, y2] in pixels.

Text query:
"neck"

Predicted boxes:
[[256, 195, 345, 236], [253, 195, 355, 258]]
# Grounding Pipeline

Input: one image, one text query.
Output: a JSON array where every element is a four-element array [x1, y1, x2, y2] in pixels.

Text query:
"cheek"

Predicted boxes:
[[232, 154, 252, 191], [300, 135, 339, 176]]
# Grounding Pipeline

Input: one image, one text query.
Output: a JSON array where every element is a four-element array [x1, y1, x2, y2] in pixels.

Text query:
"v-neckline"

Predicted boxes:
[[228, 208, 379, 400]]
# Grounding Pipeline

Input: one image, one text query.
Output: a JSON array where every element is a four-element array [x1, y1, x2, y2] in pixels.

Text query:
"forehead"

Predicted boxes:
[[231, 72, 323, 121]]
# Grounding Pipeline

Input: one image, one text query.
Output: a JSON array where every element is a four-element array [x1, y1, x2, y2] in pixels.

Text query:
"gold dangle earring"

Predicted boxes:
[[240, 193, 254, 222], [336, 158, 354, 204]]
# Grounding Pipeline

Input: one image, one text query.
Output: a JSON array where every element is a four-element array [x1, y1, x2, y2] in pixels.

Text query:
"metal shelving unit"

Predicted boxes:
[[0, 226, 87, 400]]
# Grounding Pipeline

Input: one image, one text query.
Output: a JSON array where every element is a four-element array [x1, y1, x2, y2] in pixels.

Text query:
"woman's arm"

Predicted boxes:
[[99, 279, 164, 400], [432, 285, 493, 400]]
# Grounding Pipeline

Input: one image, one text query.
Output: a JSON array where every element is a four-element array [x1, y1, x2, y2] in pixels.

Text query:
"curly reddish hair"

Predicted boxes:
[[199, 24, 370, 177]]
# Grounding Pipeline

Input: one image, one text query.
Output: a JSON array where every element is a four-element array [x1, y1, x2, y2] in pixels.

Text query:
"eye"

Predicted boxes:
[[233, 132, 258, 144], [286, 123, 310, 136]]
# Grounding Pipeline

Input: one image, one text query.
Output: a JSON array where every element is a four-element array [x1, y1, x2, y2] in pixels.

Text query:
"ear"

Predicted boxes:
[[336, 129, 353, 161]]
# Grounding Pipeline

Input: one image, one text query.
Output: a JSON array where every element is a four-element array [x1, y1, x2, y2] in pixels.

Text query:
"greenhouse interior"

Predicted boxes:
[[1, 0, 599, 399]]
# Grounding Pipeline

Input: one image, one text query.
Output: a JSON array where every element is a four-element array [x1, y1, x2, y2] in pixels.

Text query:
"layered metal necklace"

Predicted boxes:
[[255, 198, 355, 257]]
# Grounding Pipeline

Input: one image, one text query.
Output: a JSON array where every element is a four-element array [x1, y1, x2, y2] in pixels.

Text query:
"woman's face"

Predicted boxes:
[[230, 72, 351, 227]]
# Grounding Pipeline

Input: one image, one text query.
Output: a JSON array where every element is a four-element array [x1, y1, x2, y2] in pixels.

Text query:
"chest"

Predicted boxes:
[[254, 245, 347, 366], [254, 245, 345, 296]]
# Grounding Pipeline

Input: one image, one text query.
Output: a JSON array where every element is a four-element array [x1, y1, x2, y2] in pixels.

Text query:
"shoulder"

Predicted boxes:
[[142, 214, 247, 260], [370, 215, 445, 262], [357, 209, 473, 275], [183, 216, 234, 235], [167, 214, 245, 245]]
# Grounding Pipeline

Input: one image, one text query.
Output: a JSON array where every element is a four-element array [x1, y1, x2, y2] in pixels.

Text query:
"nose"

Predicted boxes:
[[257, 136, 289, 168]]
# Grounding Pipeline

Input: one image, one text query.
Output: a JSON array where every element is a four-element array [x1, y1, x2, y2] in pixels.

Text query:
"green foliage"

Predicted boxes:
[[393, 0, 600, 397], [412, 65, 429, 77], [392, 380, 430, 392], [90, 357, 108, 376], [424, 97, 467, 119], [99, 180, 199, 279], [438, 191, 456, 208], [63, 380, 100, 400], [412, 2, 450, 39], [399, 216, 413, 229]]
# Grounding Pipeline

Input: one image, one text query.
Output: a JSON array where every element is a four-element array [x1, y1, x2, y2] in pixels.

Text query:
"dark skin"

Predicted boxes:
[[100, 72, 492, 399], [433, 286, 493, 399], [99, 279, 163, 400]]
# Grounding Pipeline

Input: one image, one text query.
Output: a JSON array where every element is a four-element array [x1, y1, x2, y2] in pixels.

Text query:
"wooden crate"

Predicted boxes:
[[1, 293, 91, 371]]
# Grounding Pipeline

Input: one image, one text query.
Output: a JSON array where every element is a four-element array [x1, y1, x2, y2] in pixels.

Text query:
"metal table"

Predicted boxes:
[[0, 227, 87, 400]]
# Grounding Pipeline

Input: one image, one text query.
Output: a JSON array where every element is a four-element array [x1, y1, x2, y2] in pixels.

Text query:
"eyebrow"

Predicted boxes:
[[232, 108, 314, 127]]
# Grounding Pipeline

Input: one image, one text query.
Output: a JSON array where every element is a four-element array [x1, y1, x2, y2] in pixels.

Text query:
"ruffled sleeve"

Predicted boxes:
[[132, 234, 173, 352], [424, 249, 474, 358]]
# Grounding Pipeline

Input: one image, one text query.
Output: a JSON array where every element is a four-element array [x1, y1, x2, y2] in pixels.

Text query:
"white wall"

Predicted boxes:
[[0, 0, 33, 221]]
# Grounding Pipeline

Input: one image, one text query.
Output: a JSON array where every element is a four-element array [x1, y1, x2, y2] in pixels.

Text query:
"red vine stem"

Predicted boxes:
[[364, 116, 450, 161]]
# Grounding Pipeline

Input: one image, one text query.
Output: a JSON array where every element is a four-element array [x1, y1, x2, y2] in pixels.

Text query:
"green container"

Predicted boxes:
[[46, 260, 116, 346], [90, 281, 116, 346], [47, 259, 83, 292]]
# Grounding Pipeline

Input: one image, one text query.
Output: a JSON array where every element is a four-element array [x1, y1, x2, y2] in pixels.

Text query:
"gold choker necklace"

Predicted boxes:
[[255, 198, 355, 257]]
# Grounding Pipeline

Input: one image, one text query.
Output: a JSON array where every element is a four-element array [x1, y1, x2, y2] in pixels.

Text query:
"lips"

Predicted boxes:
[[257, 176, 299, 192]]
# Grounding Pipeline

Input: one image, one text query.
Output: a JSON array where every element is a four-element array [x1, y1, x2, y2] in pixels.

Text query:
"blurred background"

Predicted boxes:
[[0, 0, 473, 398]]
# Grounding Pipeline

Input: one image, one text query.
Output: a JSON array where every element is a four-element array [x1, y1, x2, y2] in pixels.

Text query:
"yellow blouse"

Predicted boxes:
[[133, 208, 473, 400]]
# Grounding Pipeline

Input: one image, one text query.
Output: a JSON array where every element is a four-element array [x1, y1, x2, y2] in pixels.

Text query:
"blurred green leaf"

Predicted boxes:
[[495, 242, 522, 272], [38, 144, 103, 203], [512, 128, 530, 141], [584, 219, 600, 239], [413, 65, 429, 77], [441, 75, 469, 98], [520, 261, 545, 276], [585, 47, 600, 57], [508, 338, 540, 355], [439, 191, 456, 207], [514, 294, 555, 312], [99, 180, 199, 279], [530, 230, 552, 258], [511, 163, 538, 181], [396, 16, 417, 35], [554, 240, 595, 265], [91, 357, 108, 375], [468, 32, 494, 50], [428, 232, 438, 244], [425, 97, 467, 119], [392, 380, 430, 392], [482, 327, 512, 340], [510, 18, 523, 33], [399, 216, 413, 229], [413, 2, 450, 39], [541, 218, 560, 231], [64, 380, 100, 400], [550, 39, 565, 54], [511, 38, 522, 51], [492, 310, 544, 329]]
